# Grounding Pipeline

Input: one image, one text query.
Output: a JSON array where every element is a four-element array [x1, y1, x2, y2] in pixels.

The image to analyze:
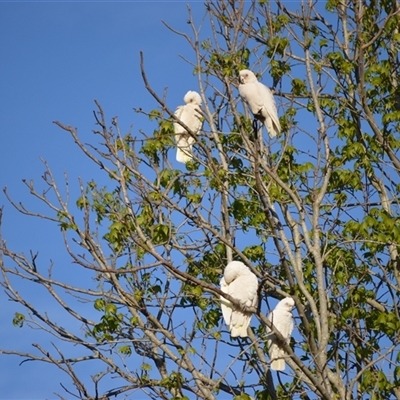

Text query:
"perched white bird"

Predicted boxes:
[[238, 69, 281, 138], [267, 297, 295, 371], [173, 91, 202, 163], [220, 261, 258, 337]]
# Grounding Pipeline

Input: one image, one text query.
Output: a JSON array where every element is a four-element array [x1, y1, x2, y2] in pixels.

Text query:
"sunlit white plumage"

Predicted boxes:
[[220, 261, 258, 338], [267, 297, 295, 371], [238, 69, 281, 138], [173, 91, 202, 163]]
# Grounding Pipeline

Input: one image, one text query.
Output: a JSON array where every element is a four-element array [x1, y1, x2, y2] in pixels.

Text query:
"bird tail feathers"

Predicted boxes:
[[176, 146, 193, 163], [264, 118, 279, 138], [271, 358, 286, 371], [230, 325, 249, 337], [230, 312, 251, 337]]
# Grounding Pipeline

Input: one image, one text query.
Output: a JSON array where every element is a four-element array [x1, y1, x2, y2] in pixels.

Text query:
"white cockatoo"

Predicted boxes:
[[173, 90, 202, 163], [267, 297, 295, 371], [220, 261, 258, 337], [238, 69, 281, 138]]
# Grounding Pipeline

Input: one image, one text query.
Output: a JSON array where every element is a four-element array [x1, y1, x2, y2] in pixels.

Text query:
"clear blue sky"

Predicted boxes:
[[0, 2, 206, 398]]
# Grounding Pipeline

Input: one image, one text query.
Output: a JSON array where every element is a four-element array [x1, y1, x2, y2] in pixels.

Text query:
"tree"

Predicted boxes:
[[1, 0, 400, 398]]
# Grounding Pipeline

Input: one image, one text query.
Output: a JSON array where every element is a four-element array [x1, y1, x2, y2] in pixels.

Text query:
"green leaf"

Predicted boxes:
[[234, 395, 252, 400], [94, 298, 106, 311], [12, 312, 25, 328], [105, 303, 117, 315], [119, 345, 132, 356], [153, 224, 170, 244]]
